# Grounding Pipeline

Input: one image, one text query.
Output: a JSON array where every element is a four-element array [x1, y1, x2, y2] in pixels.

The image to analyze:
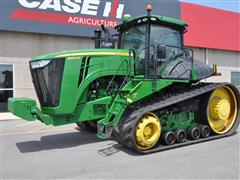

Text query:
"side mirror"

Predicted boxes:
[[156, 45, 166, 59], [183, 49, 191, 57], [101, 24, 107, 33], [100, 24, 114, 48]]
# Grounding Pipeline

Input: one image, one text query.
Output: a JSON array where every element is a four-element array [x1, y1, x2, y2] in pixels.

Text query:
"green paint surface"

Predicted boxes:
[[160, 112, 197, 132]]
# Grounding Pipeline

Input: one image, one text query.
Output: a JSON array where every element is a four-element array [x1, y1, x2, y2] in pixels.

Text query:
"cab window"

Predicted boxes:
[[150, 25, 182, 59]]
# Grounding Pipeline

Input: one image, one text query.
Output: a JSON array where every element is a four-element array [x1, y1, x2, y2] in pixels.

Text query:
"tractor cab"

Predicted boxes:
[[116, 12, 187, 78], [94, 5, 213, 81]]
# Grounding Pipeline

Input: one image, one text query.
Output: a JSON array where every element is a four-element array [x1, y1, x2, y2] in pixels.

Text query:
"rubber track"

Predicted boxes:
[[113, 82, 240, 154]]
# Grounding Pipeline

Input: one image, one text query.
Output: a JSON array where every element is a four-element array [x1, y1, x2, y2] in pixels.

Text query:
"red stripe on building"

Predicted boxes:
[[181, 2, 240, 51], [109, 0, 119, 18]]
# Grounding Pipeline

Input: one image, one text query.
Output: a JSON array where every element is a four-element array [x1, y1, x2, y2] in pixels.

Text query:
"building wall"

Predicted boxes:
[[0, 30, 94, 104], [208, 49, 240, 67], [207, 49, 240, 84], [189, 47, 240, 67], [0, 31, 94, 58]]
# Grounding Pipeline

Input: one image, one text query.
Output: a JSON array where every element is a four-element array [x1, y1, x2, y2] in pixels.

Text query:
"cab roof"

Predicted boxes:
[[115, 14, 187, 32]]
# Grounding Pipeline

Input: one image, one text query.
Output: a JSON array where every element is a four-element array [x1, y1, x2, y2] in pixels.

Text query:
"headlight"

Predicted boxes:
[[31, 60, 51, 69]]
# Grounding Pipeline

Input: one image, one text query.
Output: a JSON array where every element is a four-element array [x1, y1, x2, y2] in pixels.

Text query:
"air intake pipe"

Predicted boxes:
[[94, 29, 102, 48]]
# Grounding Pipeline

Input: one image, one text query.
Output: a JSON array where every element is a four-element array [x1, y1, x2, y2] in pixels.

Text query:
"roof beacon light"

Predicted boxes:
[[146, 4, 153, 12], [122, 14, 132, 22]]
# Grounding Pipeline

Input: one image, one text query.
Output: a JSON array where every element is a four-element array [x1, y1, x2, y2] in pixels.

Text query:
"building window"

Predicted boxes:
[[0, 64, 14, 112], [231, 71, 240, 92]]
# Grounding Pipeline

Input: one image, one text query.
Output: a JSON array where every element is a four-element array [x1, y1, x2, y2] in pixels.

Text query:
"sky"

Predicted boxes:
[[180, 0, 240, 13]]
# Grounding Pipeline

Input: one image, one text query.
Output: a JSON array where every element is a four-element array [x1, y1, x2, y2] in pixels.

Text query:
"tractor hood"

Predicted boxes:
[[29, 48, 133, 116], [31, 49, 130, 61]]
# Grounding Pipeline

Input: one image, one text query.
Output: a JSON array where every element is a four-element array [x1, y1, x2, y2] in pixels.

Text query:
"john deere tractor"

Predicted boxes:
[[8, 5, 240, 153]]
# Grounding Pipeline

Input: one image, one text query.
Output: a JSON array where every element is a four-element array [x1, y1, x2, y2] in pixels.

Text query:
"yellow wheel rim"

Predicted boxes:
[[207, 86, 238, 134], [135, 113, 161, 150]]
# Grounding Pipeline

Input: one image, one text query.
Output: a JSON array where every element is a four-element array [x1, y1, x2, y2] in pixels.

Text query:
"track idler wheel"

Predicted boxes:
[[175, 129, 186, 143], [162, 131, 176, 145], [187, 127, 200, 140], [206, 86, 238, 134], [199, 125, 210, 138]]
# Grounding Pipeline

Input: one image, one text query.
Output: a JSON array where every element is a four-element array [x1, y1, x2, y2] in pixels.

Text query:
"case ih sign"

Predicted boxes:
[[0, 0, 180, 37], [12, 0, 125, 28]]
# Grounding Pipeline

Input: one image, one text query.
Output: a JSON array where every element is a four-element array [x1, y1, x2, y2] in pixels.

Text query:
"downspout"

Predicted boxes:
[[205, 48, 209, 82]]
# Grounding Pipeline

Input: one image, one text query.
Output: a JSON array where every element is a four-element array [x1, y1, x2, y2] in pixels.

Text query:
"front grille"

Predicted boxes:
[[30, 58, 65, 107]]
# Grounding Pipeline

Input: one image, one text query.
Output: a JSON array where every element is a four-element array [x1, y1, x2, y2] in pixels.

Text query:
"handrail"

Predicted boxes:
[[118, 45, 156, 91], [106, 48, 137, 95], [106, 58, 129, 95], [109, 43, 194, 98]]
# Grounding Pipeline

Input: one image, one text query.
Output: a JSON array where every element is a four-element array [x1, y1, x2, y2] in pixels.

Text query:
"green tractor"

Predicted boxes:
[[8, 5, 240, 153]]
